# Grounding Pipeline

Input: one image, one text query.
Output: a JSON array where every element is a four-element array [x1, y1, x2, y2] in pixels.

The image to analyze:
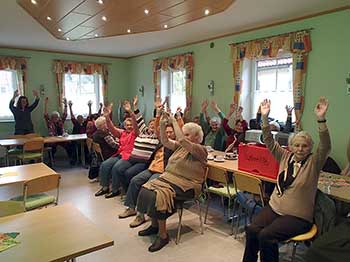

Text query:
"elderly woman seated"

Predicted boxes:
[[243, 97, 331, 262], [136, 112, 207, 252]]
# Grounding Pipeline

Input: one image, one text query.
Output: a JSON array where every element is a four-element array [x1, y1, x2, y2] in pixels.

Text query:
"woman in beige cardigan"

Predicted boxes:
[[136, 112, 207, 252], [243, 97, 331, 262]]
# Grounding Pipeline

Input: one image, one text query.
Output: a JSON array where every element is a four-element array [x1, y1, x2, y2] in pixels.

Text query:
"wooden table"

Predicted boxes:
[[318, 172, 350, 203], [0, 134, 88, 166], [0, 163, 56, 187], [0, 204, 114, 262]]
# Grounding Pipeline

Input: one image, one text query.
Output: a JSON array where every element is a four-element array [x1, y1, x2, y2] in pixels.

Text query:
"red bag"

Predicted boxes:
[[238, 143, 279, 179]]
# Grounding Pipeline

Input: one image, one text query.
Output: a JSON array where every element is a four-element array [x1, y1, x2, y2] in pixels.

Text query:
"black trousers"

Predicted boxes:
[[243, 205, 312, 262]]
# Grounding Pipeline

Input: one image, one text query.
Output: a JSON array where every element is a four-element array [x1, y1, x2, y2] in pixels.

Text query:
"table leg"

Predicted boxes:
[[80, 140, 85, 167]]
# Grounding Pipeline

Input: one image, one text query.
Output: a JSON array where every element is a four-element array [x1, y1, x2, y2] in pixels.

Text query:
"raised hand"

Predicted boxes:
[[87, 100, 93, 107], [210, 100, 219, 112], [13, 90, 19, 98], [201, 100, 208, 112], [133, 96, 138, 109], [260, 99, 271, 117], [45, 97, 49, 104], [68, 100, 73, 107], [123, 100, 132, 113], [103, 106, 111, 117], [154, 98, 162, 108], [229, 103, 237, 114], [32, 89, 39, 97], [99, 102, 103, 108], [285, 105, 294, 116], [314, 97, 329, 120], [62, 98, 67, 106]]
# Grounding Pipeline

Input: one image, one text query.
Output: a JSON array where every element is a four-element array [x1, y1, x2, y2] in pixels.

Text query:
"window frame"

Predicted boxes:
[[0, 69, 19, 122], [63, 73, 103, 118]]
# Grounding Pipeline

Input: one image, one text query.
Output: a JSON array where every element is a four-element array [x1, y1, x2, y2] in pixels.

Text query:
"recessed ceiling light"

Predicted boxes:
[[66, 37, 70, 41], [46, 16, 52, 21], [204, 9, 210, 15], [102, 16, 107, 21], [97, 0, 104, 4], [144, 9, 149, 15], [163, 24, 168, 29], [94, 34, 98, 37], [31, 0, 37, 5], [127, 29, 131, 33], [57, 28, 62, 32]]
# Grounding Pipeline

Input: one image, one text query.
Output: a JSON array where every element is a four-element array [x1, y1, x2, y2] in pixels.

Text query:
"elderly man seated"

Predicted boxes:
[[136, 112, 207, 252]]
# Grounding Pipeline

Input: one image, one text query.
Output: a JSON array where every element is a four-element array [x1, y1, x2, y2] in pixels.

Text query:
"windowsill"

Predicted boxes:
[[0, 119, 15, 123]]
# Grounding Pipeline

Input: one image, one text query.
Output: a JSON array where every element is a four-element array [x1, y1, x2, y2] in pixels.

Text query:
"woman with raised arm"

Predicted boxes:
[[9, 89, 40, 135], [136, 112, 207, 252], [243, 97, 331, 262]]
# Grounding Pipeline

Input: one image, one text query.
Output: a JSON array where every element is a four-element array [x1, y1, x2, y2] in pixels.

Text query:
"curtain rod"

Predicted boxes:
[[0, 55, 31, 59], [153, 51, 193, 61], [53, 59, 111, 65], [229, 28, 314, 46]]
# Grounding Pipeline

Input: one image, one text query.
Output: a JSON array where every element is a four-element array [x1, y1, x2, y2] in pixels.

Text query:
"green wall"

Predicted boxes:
[[0, 10, 349, 167], [127, 10, 350, 168], [0, 48, 129, 136]]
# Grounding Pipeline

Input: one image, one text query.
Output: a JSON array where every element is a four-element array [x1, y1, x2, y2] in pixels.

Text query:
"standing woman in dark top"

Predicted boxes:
[[9, 89, 40, 135]]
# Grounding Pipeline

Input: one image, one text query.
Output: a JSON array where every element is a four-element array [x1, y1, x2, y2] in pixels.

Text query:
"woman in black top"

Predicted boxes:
[[9, 89, 40, 135]]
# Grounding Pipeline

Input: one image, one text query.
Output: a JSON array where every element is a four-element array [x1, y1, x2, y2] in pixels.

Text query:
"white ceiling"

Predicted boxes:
[[0, 0, 348, 58]]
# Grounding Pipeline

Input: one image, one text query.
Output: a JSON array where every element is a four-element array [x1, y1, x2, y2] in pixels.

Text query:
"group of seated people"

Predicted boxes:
[[9, 90, 349, 258]]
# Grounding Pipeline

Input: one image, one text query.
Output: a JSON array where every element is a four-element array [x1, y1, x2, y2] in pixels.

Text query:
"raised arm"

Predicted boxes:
[[314, 97, 331, 169], [44, 97, 49, 117], [183, 96, 192, 123], [28, 90, 40, 112], [68, 101, 76, 123], [159, 113, 178, 151], [61, 98, 68, 122], [103, 105, 123, 138], [261, 99, 286, 162], [284, 105, 294, 132], [200, 100, 210, 133], [124, 100, 139, 136], [9, 90, 19, 113], [86, 100, 92, 117], [222, 103, 237, 135]]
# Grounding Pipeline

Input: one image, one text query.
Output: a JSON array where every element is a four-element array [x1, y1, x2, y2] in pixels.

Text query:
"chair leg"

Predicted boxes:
[[204, 193, 211, 224], [291, 242, 298, 262], [231, 198, 238, 235], [221, 196, 225, 216], [176, 208, 183, 245], [235, 205, 242, 239], [227, 198, 231, 222], [197, 200, 204, 235]]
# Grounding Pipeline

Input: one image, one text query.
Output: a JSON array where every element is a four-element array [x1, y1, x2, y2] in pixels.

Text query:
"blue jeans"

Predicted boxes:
[[111, 158, 147, 193], [124, 169, 160, 209], [99, 155, 121, 188]]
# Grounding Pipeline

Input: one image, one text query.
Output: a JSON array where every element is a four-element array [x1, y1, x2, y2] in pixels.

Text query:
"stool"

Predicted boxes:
[[287, 224, 317, 262]]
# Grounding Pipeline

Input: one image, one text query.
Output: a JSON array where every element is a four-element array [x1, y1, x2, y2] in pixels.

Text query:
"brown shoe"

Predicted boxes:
[[129, 215, 146, 228], [118, 208, 137, 219]]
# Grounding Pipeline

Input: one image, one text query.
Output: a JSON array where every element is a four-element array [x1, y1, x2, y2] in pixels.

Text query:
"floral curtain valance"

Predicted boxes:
[[152, 53, 194, 104], [230, 30, 312, 131], [53, 60, 109, 110], [0, 56, 28, 96], [53, 60, 107, 75]]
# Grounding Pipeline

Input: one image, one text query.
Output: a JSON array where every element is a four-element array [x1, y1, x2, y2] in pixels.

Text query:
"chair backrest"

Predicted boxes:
[[233, 171, 265, 206], [24, 174, 61, 196], [86, 137, 93, 153], [0, 201, 25, 217], [92, 142, 104, 161], [206, 166, 229, 184], [23, 137, 44, 152]]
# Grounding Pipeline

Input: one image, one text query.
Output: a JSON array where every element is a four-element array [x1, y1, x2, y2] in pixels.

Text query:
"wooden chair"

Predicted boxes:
[[204, 166, 236, 232], [231, 171, 265, 238], [10, 174, 61, 211], [86, 137, 93, 154], [0, 201, 25, 217], [92, 142, 104, 162], [16, 137, 44, 165], [286, 224, 317, 262]]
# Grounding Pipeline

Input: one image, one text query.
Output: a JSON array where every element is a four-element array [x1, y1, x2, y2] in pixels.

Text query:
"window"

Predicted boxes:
[[250, 56, 293, 122], [160, 69, 186, 113], [64, 73, 103, 117], [0, 70, 18, 121]]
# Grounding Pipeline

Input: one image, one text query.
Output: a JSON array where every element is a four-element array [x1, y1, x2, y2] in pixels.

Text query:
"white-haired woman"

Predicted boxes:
[[136, 113, 207, 252], [243, 97, 331, 262], [93, 116, 119, 160]]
